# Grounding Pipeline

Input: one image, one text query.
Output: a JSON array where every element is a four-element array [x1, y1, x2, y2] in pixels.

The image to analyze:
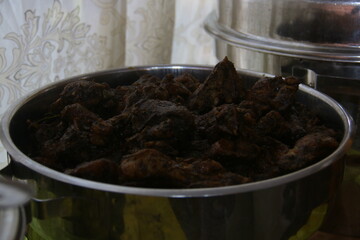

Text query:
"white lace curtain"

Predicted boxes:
[[0, 0, 217, 165], [0, 0, 217, 113]]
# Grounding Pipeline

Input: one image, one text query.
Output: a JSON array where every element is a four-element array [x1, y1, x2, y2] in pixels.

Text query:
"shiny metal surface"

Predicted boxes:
[[208, 0, 360, 62], [205, 1, 360, 237], [0, 66, 355, 240], [0, 176, 32, 208], [0, 207, 27, 240]]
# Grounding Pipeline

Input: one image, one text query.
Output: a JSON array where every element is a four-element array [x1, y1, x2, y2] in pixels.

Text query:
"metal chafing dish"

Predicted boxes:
[[0, 65, 354, 240], [204, 0, 360, 236]]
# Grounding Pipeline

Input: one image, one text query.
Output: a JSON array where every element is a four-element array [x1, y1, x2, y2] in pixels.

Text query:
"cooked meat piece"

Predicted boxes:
[[132, 74, 162, 86], [119, 149, 172, 179], [273, 76, 301, 111], [65, 158, 119, 183], [119, 149, 249, 188], [122, 74, 193, 108], [246, 76, 300, 113], [126, 99, 192, 132], [121, 75, 166, 110], [31, 104, 120, 170], [196, 104, 240, 140], [159, 74, 192, 105], [51, 80, 119, 117], [61, 103, 102, 130], [169, 158, 250, 188], [61, 103, 114, 146], [209, 138, 261, 166], [238, 100, 263, 119], [174, 73, 201, 92], [277, 127, 339, 172], [287, 103, 321, 133], [38, 125, 92, 169], [248, 136, 289, 180], [90, 120, 115, 146], [196, 104, 257, 141], [28, 118, 65, 145], [189, 57, 245, 113], [256, 103, 323, 144], [186, 139, 211, 158], [257, 110, 293, 141], [123, 99, 195, 151], [143, 141, 179, 156]]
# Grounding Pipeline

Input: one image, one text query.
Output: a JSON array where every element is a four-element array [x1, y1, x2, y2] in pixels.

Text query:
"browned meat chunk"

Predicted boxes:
[[119, 149, 172, 179], [123, 99, 195, 154], [257, 110, 293, 141], [189, 57, 245, 113], [195, 104, 257, 143], [209, 138, 261, 165], [119, 149, 249, 188], [122, 74, 193, 109], [65, 158, 119, 183], [246, 76, 300, 113], [61, 103, 102, 130], [169, 158, 250, 188], [51, 80, 120, 118], [30, 103, 118, 170], [174, 73, 201, 92], [277, 127, 339, 172]]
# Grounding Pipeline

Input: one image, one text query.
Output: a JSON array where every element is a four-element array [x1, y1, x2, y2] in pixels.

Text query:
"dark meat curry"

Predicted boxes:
[[27, 57, 339, 188]]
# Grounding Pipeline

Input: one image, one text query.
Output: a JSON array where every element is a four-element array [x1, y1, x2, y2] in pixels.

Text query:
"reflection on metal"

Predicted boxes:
[[0, 177, 32, 208]]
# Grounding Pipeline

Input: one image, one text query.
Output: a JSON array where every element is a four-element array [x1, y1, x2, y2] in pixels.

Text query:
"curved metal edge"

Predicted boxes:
[[0, 65, 355, 198], [204, 11, 360, 63], [0, 207, 27, 240], [17, 207, 27, 240]]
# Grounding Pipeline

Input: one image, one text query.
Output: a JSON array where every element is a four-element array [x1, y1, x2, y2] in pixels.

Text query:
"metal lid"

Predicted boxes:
[[205, 0, 360, 62]]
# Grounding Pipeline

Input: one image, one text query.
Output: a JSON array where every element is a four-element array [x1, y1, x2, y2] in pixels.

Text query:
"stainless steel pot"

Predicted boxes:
[[204, 1, 360, 236], [0, 66, 354, 240]]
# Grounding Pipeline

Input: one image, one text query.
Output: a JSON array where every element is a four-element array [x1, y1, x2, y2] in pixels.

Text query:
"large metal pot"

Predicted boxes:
[[204, 1, 360, 236], [0, 66, 354, 240]]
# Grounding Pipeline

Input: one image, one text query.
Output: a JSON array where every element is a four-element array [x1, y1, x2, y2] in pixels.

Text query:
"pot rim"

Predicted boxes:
[[0, 65, 355, 198], [204, 11, 360, 63]]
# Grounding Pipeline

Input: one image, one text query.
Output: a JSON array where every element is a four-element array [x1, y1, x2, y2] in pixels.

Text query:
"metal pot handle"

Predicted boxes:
[[0, 175, 32, 209], [291, 66, 318, 88], [0, 164, 98, 223]]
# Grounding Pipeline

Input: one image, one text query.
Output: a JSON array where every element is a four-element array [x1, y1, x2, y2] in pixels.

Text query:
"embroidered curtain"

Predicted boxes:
[[0, 0, 217, 165]]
